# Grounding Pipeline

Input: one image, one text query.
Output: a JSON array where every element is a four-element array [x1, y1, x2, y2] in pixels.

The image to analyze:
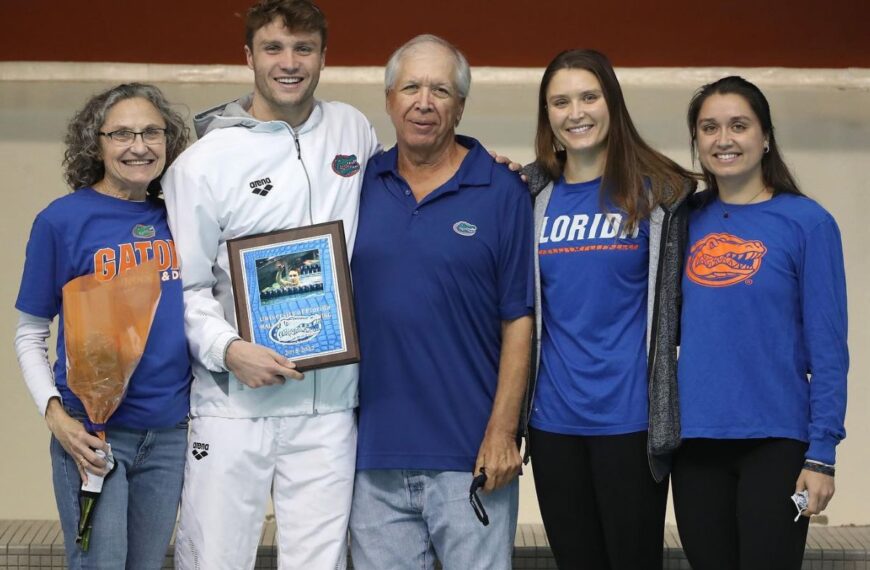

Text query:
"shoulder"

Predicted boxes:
[[660, 177, 697, 211], [495, 171, 532, 211], [367, 147, 391, 171], [170, 128, 244, 175], [36, 190, 92, 225], [773, 193, 838, 230], [167, 126, 268, 187], [359, 149, 392, 202], [320, 100, 372, 127], [466, 139, 527, 199], [319, 101, 378, 153], [688, 188, 713, 210], [490, 162, 528, 197], [521, 161, 553, 197]]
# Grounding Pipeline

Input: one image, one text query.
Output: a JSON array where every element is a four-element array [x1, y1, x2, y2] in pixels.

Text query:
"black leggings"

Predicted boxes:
[[672, 438, 810, 570], [529, 428, 668, 570]]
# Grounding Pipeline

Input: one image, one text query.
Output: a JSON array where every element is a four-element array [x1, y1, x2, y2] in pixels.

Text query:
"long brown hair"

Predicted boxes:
[[687, 75, 803, 204], [535, 49, 693, 227]]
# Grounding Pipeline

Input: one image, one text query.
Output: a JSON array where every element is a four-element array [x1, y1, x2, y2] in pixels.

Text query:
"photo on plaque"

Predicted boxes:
[[255, 250, 323, 305], [227, 221, 359, 371]]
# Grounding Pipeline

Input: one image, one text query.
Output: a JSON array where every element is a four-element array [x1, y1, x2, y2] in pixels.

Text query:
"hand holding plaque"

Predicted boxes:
[[225, 340, 303, 386], [227, 221, 360, 372]]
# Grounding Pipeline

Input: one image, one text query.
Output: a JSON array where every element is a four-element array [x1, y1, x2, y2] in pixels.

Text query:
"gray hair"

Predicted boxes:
[[384, 34, 471, 99], [63, 83, 190, 198]]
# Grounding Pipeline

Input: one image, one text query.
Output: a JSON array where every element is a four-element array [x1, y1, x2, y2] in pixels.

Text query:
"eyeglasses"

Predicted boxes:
[[469, 470, 489, 526], [99, 128, 167, 146]]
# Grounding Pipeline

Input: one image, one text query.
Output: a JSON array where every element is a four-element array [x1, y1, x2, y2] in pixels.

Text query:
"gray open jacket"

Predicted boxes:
[[521, 164, 692, 482]]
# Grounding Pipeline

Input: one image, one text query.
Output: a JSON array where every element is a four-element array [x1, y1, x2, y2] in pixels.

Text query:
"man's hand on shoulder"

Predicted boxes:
[[225, 339, 304, 388]]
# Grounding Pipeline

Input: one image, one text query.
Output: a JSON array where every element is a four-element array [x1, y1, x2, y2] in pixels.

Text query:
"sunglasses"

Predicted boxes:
[[469, 469, 490, 526]]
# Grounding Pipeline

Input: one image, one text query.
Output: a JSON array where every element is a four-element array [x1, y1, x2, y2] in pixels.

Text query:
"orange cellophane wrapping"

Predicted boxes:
[[62, 259, 162, 435]]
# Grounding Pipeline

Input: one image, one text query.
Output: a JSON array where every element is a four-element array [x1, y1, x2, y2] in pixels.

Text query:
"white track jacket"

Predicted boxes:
[[163, 95, 379, 418]]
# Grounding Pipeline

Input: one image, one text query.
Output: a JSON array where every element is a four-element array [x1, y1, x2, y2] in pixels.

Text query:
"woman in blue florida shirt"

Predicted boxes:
[[14, 83, 192, 569], [673, 76, 848, 570], [523, 49, 695, 570]]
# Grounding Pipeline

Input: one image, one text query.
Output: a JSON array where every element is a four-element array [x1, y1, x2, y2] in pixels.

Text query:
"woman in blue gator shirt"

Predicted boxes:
[[14, 83, 192, 569], [673, 76, 848, 570]]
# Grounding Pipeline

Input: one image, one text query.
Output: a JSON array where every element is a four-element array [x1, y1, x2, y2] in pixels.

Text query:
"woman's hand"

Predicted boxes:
[[44, 398, 109, 483], [795, 468, 835, 516]]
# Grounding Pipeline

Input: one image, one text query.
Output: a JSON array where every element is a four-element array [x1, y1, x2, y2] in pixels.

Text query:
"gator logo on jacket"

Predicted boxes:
[[331, 154, 360, 177], [686, 232, 767, 287]]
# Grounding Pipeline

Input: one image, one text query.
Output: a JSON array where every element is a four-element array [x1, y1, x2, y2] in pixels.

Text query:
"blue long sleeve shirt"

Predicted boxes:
[[678, 192, 848, 464]]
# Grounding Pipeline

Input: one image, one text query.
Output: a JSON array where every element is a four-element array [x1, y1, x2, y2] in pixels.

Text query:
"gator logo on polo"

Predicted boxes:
[[686, 232, 768, 287], [331, 154, 360, 177], [269, 314, 322, 345], [132, 224, 156, 239], [452, 221, 477, 237]]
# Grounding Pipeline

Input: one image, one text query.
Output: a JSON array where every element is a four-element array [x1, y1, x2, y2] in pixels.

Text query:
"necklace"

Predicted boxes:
[[717, 186, 769, 219]]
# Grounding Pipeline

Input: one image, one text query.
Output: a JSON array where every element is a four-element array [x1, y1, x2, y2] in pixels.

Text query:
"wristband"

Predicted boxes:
[[803, 461, 835, 477]]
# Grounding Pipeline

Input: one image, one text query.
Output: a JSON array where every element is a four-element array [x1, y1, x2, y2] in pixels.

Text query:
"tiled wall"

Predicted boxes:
[[2, 521, 868, 569]]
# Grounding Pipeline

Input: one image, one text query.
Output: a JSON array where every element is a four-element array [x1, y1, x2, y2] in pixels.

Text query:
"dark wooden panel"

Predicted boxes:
[[0, 0, 868, 67]]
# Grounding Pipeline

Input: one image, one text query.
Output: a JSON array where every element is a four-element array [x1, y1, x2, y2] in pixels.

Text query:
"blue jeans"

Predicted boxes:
[[51, 418, 188, 570], [350, 470, 518, 570]]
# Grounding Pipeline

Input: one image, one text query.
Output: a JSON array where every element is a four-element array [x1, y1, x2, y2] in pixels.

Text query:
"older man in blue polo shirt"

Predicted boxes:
[[349, 34, 534, 569]]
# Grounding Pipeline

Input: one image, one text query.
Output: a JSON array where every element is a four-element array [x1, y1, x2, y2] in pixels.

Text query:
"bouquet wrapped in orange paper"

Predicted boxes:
[[61, 258, 162, 550]]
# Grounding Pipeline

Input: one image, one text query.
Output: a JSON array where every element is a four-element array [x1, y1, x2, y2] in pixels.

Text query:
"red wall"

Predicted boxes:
[[2, 0, 868, 67]]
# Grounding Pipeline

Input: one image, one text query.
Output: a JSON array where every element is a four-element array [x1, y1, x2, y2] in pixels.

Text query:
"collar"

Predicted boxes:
[[372, 135, 493, 192], [194, 94, 323, 137]]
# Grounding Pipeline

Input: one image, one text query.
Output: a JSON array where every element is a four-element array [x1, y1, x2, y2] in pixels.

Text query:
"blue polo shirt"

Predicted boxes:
[[352, 136, 534, 472]]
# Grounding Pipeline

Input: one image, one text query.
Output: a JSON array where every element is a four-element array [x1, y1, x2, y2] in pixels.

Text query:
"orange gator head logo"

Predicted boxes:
[[687, 233, 768, 287]]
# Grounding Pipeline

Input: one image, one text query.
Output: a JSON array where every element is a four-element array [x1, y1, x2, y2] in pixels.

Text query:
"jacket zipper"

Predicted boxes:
[[292, 130, 319, 414]]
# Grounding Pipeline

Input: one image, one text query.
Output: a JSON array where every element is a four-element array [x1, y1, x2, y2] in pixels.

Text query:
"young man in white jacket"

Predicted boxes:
[[162, 1, 378, 568]]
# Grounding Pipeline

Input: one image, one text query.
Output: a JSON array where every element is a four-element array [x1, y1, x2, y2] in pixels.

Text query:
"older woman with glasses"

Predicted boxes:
[[14, 83, 192, 568]]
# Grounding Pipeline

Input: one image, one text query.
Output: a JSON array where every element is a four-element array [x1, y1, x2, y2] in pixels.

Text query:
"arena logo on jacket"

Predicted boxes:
[[331, 154, 360, 177], [249, 177, 273, 196], [686, 232, 767, 287], [93, 229, 181, 283]]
